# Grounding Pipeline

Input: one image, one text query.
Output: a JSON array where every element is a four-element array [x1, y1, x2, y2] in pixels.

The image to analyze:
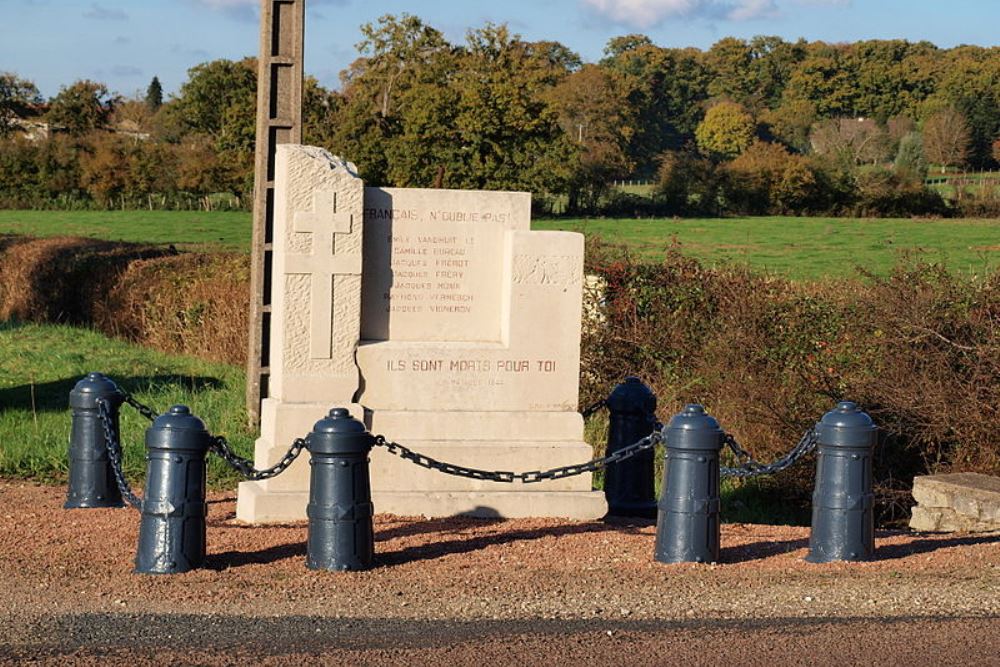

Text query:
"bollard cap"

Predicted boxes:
[[665, 405, 724, 451], [146, 405, 210, 452], [69, 372, 123, 410], [607, 376, 657, 415], [816, 401, 877, 449], [152, 405, 208, 432], [308, 408, 373, 455]]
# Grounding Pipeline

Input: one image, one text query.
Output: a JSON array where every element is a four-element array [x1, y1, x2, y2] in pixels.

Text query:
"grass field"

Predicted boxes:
[[1, 210, 997, 280], [0, 322, 255, 488], [536, 216, 1000, 279], [0, 210, 251, 251]]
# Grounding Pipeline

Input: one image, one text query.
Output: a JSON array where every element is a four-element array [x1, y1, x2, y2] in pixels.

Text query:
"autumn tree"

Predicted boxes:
[[695, 101, 755, 159], [47, 80, 116, 136], [722, 140, 822, 214], [922, 107, 971, 171], [810, 118, 891, 166], [761, 98, 816, 152], [0, 71, 42, 136], [549, 64, 634, 211]]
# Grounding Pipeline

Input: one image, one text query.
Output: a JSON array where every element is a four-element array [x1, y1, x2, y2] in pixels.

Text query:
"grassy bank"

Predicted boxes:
[[0, 322, 254, 488], [1, 210, 997, 280]]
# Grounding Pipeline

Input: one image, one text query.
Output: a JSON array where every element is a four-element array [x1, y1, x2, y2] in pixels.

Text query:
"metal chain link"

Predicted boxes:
[[96, 397, 143, 510], [720, 428, 819, 479], [121, 393, 158, 423], [580, 399, 607, 420], [374, 430, 662, 484], [209, 435, 306, 481]]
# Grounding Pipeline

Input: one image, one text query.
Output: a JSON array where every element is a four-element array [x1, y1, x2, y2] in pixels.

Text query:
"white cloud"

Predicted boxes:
[[582, 0, 779, 29], [83, 3, 129, 21]]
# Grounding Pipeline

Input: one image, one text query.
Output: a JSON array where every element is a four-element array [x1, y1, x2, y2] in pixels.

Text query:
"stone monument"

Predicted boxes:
[[237, 145, 606, 522]]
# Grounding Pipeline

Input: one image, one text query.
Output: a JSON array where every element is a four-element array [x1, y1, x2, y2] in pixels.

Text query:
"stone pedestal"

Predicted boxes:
[[236, 146, 606, 523]]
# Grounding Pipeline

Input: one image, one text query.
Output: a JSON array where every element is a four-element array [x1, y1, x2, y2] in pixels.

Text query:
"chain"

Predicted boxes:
[[580, 399, 607, 420], [720, 428, 818, 479], [209, 435, 306, 481], [374, 430, 662, 484], [96, 398, 143, 510], [122, 393, 158, 423]]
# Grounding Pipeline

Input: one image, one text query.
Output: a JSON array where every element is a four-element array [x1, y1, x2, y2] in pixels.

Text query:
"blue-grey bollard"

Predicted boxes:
[[604, 377, 658, 519], [807, 401, 878, 563], [306, 408, 375, 571], [134, 405, 210, 575], [654, 405, 724, 564], [65, 373, 125, 509]]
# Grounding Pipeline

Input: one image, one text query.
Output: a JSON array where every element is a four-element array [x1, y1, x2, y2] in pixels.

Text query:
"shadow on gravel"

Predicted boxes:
[[0, 374, 223, 413], [377, 520, 647, 566], [207, 517, 650, 570], [875, 532, 1000, 560], [720, 537, 810, 563], [208, 542, 306, 570]]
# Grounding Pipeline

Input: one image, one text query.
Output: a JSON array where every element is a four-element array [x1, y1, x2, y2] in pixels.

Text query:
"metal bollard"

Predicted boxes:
[[134, 405, 210, 575], [65, 372, 125, 509], [806, 401, 878, 563], [604, 377, 658, 519], [654, 405, 724, 564], [305, 408, 375, 572]]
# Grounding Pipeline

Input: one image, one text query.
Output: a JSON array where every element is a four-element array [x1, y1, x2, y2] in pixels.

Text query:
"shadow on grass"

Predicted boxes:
[[0, 374, 224, 413]]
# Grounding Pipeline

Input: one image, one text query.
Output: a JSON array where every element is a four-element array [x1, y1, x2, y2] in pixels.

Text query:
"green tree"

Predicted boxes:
[[695, 101, 755, 159], [47, 80, 116, 136], [145, 76, 163, 111], [0, 71, 42, 136], [450, 23, 576, 192], [894, 131, 927, 182], [600, 38, 709, 175], [174, 58, 256, 149]]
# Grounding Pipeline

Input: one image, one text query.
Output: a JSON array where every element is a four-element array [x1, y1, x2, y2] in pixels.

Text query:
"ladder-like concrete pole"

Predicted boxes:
[[246, 0, 305, 426]]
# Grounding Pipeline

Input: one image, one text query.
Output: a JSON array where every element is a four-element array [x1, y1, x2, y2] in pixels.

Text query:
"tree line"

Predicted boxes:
[[3, 15, 1000, 216]]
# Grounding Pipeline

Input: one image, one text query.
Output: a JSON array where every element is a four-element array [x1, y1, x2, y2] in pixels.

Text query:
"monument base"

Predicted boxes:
[[237, 481, 607, 522]]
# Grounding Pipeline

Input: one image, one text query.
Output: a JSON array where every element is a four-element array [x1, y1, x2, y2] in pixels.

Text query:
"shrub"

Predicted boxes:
[[583, 246, 999, 522]]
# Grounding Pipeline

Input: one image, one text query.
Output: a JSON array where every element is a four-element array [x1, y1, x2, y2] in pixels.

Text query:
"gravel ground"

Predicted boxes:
[[2, 480, 999, 665]]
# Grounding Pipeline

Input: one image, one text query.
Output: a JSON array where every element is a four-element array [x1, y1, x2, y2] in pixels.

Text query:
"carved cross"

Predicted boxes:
[[286, 191, 361, 360]]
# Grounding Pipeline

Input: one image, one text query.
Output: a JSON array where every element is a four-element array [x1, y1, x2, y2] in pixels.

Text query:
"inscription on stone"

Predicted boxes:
[[360, 188, 529, 342]]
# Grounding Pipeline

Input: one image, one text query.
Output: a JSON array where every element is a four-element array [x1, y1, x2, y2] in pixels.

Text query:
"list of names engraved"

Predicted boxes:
[[361, 188, 530, 342]]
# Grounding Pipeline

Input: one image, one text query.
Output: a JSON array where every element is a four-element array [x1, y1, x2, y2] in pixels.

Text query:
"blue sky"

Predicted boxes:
[[2, 0, 999, 99]]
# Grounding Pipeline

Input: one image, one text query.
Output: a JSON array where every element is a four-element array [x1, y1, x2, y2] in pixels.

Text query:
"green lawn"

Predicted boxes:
[[0, 322, 255, 488], [536, 216, 1000, 280], [1, 210, 997, 280], [0, 210, 252, 251]]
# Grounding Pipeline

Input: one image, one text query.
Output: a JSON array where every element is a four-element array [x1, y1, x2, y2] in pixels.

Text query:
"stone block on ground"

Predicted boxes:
[[910, 473, 1000, 532]]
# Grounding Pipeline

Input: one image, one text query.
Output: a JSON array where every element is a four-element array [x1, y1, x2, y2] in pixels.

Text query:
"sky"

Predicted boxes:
[[2, 0, 999, 99]]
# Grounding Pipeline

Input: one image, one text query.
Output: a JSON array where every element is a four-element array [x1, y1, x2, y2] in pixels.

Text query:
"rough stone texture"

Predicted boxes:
[[236, 145, 365, 523], [910, 506, 1000, 533], [910, 473, 1000, 532]]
